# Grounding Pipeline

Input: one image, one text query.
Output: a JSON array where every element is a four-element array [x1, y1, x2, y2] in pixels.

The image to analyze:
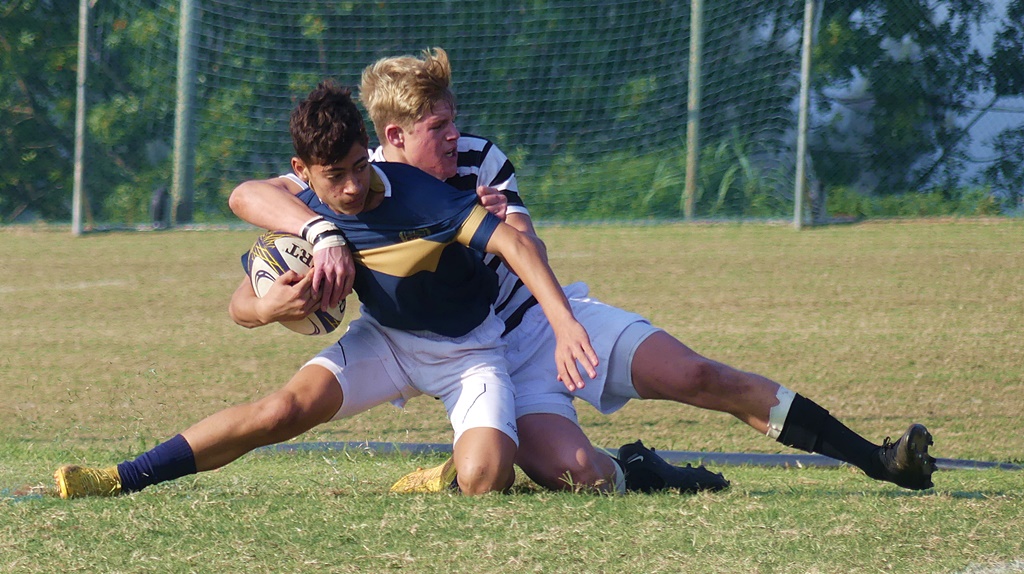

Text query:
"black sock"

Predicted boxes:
[[117, 434, 198, 492], [777, 394, 882, 477]]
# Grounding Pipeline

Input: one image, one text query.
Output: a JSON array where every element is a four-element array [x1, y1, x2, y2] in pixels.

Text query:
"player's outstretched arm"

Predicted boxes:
[[229, 271, 318, 328], [484, 223, 597, 391], [229, 176, 354, 310]]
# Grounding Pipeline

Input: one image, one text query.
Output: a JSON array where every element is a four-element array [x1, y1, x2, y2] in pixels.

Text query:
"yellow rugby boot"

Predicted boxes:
[[54, 465, 122, 499], [390, 457, 458, 493]]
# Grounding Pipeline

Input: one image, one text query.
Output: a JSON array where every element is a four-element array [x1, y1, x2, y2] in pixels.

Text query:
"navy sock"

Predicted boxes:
[[117, 434, 197, 493]]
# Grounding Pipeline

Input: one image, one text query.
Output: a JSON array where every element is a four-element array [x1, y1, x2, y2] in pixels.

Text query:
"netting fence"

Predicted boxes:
[[4, 0, 1023, 228]]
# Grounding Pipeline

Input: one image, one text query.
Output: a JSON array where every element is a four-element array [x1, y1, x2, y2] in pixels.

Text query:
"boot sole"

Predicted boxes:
[[905, 424, 937, 489]]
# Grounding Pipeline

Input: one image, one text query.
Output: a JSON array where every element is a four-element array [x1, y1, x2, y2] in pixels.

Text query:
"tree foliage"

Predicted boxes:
[[984, 0, 1024, 209], [1, 0, 1020, 224], [811, 0, 995, 196], [0, 0, 78, 221]]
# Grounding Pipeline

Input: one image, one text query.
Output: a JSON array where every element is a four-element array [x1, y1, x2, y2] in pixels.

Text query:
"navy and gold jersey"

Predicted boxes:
[[370, 134, 536, 335], [297, 161, 502, 337]]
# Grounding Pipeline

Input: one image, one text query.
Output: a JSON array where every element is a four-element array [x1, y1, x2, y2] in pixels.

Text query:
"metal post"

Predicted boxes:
[[170, 0, 198, 225], [794, 0, 816, 230], [72, 0, 90, 236], [683, 0, 704, 221]]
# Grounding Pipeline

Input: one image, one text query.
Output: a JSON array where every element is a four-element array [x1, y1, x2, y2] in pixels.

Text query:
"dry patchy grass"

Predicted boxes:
[[1, 219, 1022, 464]]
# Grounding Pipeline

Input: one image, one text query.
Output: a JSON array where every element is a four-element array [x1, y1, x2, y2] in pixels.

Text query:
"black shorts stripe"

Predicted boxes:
[[501, 296, 538, 337]]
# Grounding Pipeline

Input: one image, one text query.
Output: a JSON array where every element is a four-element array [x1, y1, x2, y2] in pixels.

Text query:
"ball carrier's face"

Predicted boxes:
[[291, 143, 380, 215]]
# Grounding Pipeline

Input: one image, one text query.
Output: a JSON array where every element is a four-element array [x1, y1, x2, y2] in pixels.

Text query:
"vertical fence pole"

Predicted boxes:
[[171, 0, 198, 225], [794, 0, 816, 230], [683, 0, 704, 221], [72, 0, 90, 236]]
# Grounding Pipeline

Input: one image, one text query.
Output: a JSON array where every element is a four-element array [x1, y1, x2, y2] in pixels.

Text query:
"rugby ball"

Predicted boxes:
[[246, 231, 346, 335]]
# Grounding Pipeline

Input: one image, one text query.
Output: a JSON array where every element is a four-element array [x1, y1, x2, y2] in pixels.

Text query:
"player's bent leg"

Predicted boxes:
[[452, 427, 517, 495], [515, 413, 620, 492]]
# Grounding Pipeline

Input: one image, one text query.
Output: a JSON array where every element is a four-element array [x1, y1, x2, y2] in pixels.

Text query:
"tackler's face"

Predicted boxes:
[[294, 144, 373, 215], [398, 100, 460, 181]]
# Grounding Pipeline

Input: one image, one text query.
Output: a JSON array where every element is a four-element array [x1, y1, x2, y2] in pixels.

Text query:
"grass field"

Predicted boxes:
[[2, 219, 1023, 573]]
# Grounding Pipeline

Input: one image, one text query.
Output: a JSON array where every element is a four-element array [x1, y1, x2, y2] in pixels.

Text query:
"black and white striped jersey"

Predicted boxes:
[[370, 133, 538, 335]]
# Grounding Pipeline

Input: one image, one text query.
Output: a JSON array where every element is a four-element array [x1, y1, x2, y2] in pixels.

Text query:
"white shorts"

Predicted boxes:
[[504, 282, 659, 423], [306, 308, 519, 445]]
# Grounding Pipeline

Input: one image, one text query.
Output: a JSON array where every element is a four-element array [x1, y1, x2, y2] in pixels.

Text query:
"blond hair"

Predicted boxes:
[[359, 47, 456, 143]]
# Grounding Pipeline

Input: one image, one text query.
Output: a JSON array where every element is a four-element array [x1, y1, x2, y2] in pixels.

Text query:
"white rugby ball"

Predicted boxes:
[[247, 231, 346, 335]]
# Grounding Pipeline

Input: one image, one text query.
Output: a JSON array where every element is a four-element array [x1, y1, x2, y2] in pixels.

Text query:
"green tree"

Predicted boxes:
[[812, 0, 990, 195], [983, 0, 1024, 210], [1, 1, 180, 225], [0, 0, 78, 221]]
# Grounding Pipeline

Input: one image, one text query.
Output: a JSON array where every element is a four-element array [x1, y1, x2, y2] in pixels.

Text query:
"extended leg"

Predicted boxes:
[[629, 331, 935, 490], [54, 365, 344, 498], [630, 331, 779, 432], [182, 365, 343, 471]]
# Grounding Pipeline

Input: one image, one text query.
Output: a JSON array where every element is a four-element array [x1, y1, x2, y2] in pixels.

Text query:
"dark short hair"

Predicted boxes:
[[290, 81, 370, 165]]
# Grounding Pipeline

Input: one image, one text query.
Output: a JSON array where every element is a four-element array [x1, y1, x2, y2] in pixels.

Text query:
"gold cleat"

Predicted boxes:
[[54, 465, 123, 499], [389, 457, 458, 494]]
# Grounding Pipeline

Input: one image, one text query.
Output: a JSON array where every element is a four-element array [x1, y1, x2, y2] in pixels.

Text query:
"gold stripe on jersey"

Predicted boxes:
[[455, 205, 494, 247], [354, 238, 447, 278], [355, 204, 495, 278]]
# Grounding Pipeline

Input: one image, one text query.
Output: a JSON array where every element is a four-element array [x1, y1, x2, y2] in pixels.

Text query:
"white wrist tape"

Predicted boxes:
[[311, 233, 347, 252], [300, 216, 347, 252]]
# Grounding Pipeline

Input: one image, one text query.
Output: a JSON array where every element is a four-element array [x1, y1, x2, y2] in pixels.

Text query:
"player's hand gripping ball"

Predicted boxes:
[[247, 231, 346, 335]]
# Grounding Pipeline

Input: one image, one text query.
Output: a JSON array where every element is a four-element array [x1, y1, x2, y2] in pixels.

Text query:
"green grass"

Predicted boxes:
[[2, 219, 1024, 572], [3, 448, 1024, 573]]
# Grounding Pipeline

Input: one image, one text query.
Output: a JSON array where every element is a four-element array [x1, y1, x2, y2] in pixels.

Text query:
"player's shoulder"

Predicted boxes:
[[457, 132, 491, 151], [373, 161, 445, 187], [457, 133, 507, 159], [277, 172, 309, 194], [371, 163, 468, 210]]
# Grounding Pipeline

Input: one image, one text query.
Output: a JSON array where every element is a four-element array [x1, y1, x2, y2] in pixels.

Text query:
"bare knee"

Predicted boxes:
[[250, 392, 311, 441], [453, 428, 517, 495], [516, 414, 617, 492], [633, 333, 725, 401], [251, 368, 343, 442], [636, 352, 722, 401], [682, 358, 776, 407], [456, 458, 515, 495]]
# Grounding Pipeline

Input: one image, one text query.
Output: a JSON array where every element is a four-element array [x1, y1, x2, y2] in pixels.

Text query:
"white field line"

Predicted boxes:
[[0, 279, 131, 294], [0, 272, 240, 295]]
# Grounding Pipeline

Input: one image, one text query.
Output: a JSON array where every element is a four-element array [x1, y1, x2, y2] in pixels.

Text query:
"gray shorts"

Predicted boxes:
[[503, 282, 659, 424]]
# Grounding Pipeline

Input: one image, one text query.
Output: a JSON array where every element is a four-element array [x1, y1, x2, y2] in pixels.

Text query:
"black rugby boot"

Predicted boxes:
[[872, 423, 937, 490], [618, 440, 730, 494]]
